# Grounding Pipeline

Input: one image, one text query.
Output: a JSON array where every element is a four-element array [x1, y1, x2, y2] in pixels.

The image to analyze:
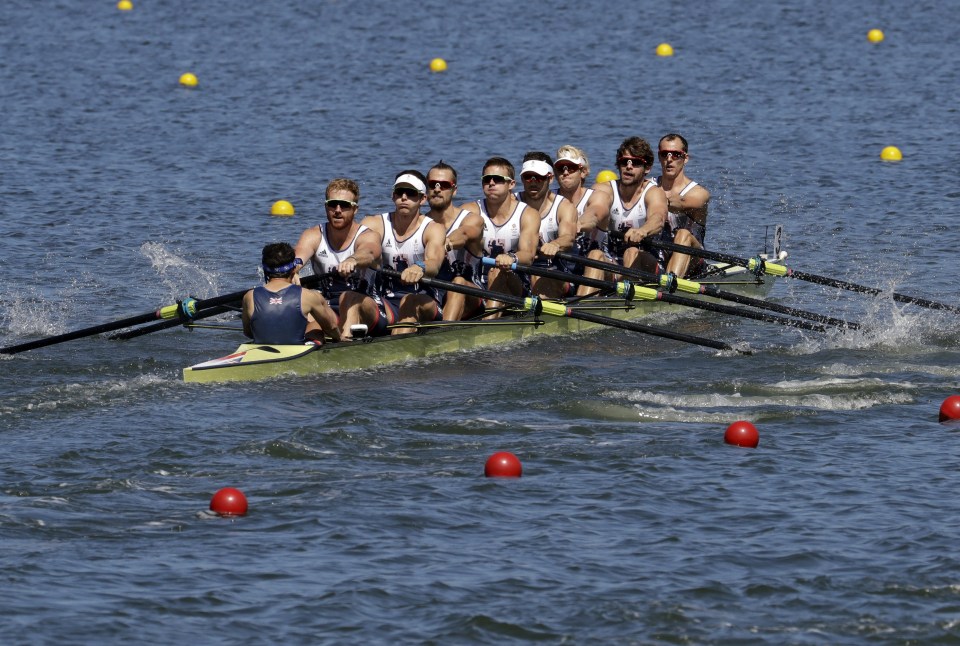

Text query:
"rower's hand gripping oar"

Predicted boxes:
[[378, 268, 747, 353], [646, 239, 960, 314], [551, 250, 859, 330], [0, 273, 330, 355], [486, 257, 826, 333]]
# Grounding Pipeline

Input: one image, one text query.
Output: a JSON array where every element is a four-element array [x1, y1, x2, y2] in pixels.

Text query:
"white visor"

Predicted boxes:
[[520, 160, 553, 177], [393, 174, 427, 194], [555, 154, 585, 167]]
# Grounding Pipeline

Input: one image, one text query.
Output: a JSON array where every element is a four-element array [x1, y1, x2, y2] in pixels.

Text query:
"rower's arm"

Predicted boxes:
[[540, 200, 579, 257], [447, 210, 485, 257], [421, 221, 446, 278], [241, 290, 255, 339], [681, 185, 711, 225], [293, 226, 321, 269], [339, 229, 382, 276], [582, 187, 612, 232], [624, 185, 667, 243], [515, 206, 541, 266]]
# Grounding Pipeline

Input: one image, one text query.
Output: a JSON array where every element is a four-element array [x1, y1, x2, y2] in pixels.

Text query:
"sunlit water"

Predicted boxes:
[[2, 0, 960, 643]]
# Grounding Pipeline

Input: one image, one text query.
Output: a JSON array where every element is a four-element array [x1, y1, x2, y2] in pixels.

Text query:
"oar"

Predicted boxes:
[[0, 273, 329, 355], [484, 258, 826, 333], [108, 304, 238, 340], [646, 239, 960, 314], [552, 250, 859, 330], [379, 268, 746, 353]]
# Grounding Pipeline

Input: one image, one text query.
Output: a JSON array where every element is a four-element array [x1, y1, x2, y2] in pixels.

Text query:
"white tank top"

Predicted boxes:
[[478, 198, 525, 256], [556, 187, 594, 217], [310, 224, 370, 275], [534, 194, 567, 245], [608, 179, 654, 233], [379, 212, 433, 270]]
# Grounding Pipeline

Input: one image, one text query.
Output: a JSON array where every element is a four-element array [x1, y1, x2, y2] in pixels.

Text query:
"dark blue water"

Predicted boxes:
[[3, 0, 960, 643]]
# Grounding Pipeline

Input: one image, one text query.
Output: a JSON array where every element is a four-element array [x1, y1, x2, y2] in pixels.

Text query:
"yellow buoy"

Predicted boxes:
[[656, 43, 674, 57], [595, 169, 618, 183], [867, 29, 885, 43], [271, 200, 295, 217], [880, 146, 902, 162], [429, 58, 448, 73], [117, 0, 133, 10], [179, 72, 198, 88]]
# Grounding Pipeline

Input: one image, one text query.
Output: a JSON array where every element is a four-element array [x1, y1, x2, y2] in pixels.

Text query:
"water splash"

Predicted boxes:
[[140, 242, 221, 301]]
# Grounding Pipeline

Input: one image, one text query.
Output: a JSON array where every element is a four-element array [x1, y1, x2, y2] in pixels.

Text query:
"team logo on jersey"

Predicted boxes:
[[269, 297, 283, 305]]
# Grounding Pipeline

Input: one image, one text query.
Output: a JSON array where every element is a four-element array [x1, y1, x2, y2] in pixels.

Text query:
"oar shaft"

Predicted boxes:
[[378, 268, 744, 352], [647, 239, 960, 314], [500, 258, 824, 332], [554, 250, 858, 330]]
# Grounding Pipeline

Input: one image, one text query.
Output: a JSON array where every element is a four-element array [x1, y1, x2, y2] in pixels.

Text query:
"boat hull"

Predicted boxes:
[[183, 254, 784, 384]]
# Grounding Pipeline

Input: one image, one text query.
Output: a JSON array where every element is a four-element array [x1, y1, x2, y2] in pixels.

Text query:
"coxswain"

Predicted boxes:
[[242, 242, 341, 345]]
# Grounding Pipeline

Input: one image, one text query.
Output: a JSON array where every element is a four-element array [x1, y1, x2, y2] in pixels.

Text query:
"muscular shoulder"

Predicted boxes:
[[681, 184, 711, 208]]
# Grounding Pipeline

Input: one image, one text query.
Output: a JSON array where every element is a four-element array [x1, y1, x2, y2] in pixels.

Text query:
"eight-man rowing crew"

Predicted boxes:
[[243, 135, 711, 345]]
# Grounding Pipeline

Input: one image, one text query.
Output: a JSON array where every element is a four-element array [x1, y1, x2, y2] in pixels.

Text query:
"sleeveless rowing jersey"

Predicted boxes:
[[655, 176, 706, 245], [249, 284, 307, 345], [602, 179, 656, 260], [438, 209, 483, 282], [478, 198, 525, 257], [556, 187, 594, 216], [374, 213, 438, 299], [310, 224, 370, 300]]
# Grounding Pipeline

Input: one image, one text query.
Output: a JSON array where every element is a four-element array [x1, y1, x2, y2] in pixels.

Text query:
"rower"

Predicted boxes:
[[516, 151, 579, 299], [453, 156, 540, 318], [554, 144, 604, 256], [577, 136, 668, 295], [293, 178, 382, 336], [340, 170, 447, 335], [242, 242, 341, 345], [424, 160, 486, 321], [654, 133, 711, 278]]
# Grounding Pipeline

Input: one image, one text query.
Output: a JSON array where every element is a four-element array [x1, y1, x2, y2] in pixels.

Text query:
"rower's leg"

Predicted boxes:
[[443, 277, 481, 321], [577, 249, 608, 297], [665, 229, 702, 278], [484, 268, 523, 319], [392, 294, 438, 335], [338, 292, 379, 338]]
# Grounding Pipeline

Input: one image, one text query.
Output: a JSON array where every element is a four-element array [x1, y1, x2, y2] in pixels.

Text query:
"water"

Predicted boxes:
[[2, 0, 960, 643]]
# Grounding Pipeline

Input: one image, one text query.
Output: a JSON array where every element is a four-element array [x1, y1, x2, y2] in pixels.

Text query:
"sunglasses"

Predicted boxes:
[[520, 173, 549, 183], [393, 187, 422, 200], [554, 162, 582, 174], [427, 180, 455, 191], [482, 174, 512, 185], [658, 150, 687, 160], [325, 199, 357, 210], [616, 156, 647, 168]]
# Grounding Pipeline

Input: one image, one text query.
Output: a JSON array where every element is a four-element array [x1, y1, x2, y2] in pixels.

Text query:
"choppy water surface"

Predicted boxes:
[[2, 0, 960, 643]]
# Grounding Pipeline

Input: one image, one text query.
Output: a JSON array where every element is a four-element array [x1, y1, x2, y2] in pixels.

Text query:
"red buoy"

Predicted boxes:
[[724, 421, 759, 448], [484, 451, 522, 478], [939, 395, 960, 422], [210, 487, 248, 516]]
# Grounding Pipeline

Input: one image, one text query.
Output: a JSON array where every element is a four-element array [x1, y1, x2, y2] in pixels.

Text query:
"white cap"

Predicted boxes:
[[555, 153, 585, 166], [520, 159, 553, 177], [393, 173, 427, 194]]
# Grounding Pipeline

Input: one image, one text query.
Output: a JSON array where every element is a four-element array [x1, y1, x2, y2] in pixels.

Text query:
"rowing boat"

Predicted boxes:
[[182, 250, 787, 384]]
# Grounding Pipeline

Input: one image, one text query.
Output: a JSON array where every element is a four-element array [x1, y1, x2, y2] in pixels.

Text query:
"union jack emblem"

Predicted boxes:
[[269, 297, 283, 305]]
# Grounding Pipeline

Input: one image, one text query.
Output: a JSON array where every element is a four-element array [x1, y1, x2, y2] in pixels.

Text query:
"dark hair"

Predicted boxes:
[[261, 242, 296, 274], [482, 156, 515, 179], [429, 160, 458, 184], [659, 133, 689, 153], [616, 136, 654, 166], [522, 151, 554, 166]]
